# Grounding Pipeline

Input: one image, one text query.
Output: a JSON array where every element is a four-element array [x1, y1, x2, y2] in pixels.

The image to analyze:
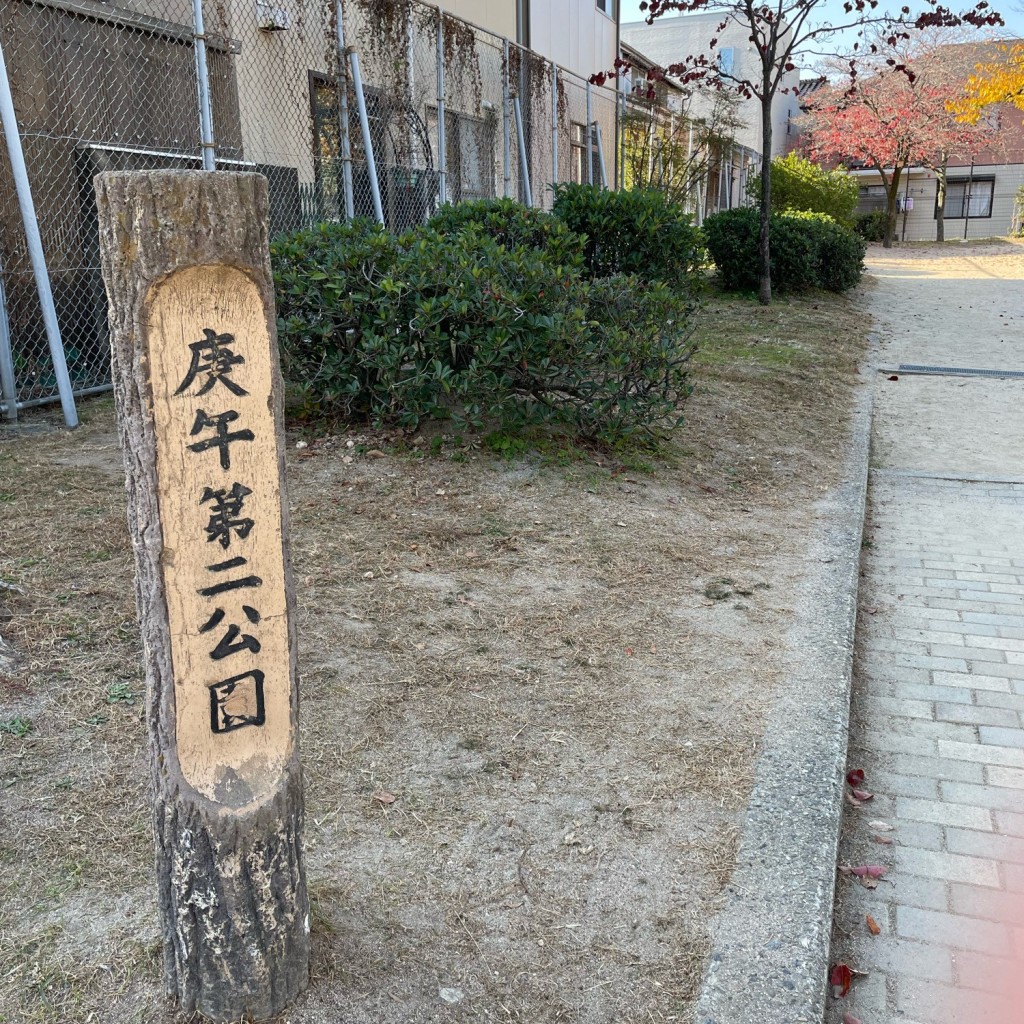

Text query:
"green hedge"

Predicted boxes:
[[427, 197, 585, 270], [702, 207, 866, 294], [854, 211, 887, 242], [551, 183, 703, 287], [271, 216, 697, 439]]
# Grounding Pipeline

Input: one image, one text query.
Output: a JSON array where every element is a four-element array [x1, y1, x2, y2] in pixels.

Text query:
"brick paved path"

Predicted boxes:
[[827, 243, 1024, 1024]]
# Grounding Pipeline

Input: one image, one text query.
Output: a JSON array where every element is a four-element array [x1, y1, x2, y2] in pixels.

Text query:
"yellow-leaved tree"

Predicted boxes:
[[949, 42, 1024, 121]]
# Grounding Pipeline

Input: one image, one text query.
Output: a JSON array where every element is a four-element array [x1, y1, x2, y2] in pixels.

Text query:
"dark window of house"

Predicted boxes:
[[596, 0, 617, 17], [942, 176, 995, 219], [570, 122, 600, 184]]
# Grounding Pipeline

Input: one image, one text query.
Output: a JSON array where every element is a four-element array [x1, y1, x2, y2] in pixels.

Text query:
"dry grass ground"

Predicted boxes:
[[0, 286, 870, 1024]]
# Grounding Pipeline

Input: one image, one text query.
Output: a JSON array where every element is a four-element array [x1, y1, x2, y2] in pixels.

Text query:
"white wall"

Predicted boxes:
[[529, 0, 617, 80], [852, 164, 1024, 241], [621, 13, 800, 158]]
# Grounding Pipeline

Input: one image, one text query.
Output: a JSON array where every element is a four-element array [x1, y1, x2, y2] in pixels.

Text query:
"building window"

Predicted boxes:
[[943, 176, 995, 219], [596, 0, 617, 17], [718, 47, 735, 76], [570, 122, 600, 184]]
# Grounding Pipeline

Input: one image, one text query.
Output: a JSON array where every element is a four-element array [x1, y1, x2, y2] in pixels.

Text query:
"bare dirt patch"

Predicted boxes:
[[0, 287, 869, 1024]]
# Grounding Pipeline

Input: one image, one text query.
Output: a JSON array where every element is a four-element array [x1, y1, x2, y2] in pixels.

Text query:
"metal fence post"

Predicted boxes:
[[595, 121, 607, 188], [191, 0, 216, 170], [334, 0, 355, 219], [349, 48, 385, 225], [0, 268, 17, 422], [0, 39, 78, 428], [551, 63, 558, 189], [502, 39, 511, 198], [437, 8, 447, 206], [586, 81, 593, 186], [513, 95, 532, 207]]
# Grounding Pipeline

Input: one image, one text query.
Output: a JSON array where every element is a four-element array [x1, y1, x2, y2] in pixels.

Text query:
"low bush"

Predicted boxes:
[[702, 207, 865, 294], [551, 183, 703, 288], [748, 153, 859, 225], [271, 219, 697, 439], [853, 211, 887, 242], [427, 197, 585, 270]]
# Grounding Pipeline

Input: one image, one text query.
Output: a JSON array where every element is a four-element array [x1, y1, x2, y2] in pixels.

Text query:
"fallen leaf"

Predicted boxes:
[[845, 791, 865, 807], [852, 789, 874, 802], [873, 835, 894, 845], [625, 646, 635, 656], [865, 607, 878, 615], [844, 1014, 863, 1024], [367, 449, 387, 458], [888, 374, 899, 381], [830, 963, 853, 997], [839, 864, 887, 879], [868, 820, 894, 831], [860, 875, 879, 889], [866, 914, 881, 935], [847, 768, 866, 787], [373, 790, 396, 805]]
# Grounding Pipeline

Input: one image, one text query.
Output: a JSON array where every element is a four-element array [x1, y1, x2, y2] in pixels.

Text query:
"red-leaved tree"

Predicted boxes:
[[803, 40, 999, 245], [597, 0, 1004, 303]]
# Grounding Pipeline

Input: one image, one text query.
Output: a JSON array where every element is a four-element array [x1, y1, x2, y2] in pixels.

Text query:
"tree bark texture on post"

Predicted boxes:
[[94, 171, 310, 1021]]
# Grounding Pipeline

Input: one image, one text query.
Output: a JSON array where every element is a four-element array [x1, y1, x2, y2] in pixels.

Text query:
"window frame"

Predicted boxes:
[[939, 175, 995, 220]]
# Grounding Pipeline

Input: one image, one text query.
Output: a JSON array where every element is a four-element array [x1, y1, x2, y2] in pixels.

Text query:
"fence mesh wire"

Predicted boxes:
[[0, 0, 621, 415]]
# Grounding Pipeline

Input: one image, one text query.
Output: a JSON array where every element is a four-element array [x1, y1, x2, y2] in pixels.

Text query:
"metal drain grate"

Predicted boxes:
[[896, 364, 1024, 379]]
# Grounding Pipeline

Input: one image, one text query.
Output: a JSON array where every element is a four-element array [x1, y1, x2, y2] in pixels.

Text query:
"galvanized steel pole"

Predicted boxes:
[[349, 49, 385, 225], [586, 82, 593, 186], [502, 39, 512, 197], [0, 39, 77, 427], [513, 95, 532, 207], [334, 0, 355, 219], [191, 0, 216, 170], [437, 8, 447, 206]]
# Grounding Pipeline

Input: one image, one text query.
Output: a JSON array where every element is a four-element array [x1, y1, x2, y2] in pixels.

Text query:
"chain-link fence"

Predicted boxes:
[[0, 0, 620, 420]]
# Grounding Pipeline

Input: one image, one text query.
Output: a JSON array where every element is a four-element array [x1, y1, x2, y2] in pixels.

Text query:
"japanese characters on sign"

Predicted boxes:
[[145, 265, 293, 805]]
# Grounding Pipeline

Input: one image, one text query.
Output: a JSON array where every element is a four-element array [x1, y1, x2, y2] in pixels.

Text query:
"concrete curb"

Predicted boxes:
[[694, 338, 877, 1024]]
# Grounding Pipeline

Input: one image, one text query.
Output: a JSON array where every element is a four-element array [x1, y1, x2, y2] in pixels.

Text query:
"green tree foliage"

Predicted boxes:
[[746, 153, 860, 225]]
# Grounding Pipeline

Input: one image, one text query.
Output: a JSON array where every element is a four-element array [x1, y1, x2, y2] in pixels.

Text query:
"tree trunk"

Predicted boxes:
[[758, 92, 773, 305], [935, 155, 948, 242], [883, 166, 903, 248], [94, 171, 310, 1022]]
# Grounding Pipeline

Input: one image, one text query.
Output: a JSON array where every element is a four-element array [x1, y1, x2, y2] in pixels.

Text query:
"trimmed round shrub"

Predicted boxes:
[[271, 218, 698, 439], [702, 207, 865, 293], [551, 183, 704, 289], [427, 197, 584, 271]]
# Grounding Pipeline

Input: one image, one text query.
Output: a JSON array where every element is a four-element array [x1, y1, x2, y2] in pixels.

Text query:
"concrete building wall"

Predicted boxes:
[[529, 0, 617, 80], [621, 12, 800, 157], [853, 163, 1024, 241], [446, 0, 517, 40]]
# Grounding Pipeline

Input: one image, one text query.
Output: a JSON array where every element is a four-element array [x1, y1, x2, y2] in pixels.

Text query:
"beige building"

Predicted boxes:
[[621, 12, 801, 158]]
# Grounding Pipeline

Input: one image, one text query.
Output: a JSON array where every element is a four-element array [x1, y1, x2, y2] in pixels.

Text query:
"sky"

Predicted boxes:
[[618, 0, 1024, 70]]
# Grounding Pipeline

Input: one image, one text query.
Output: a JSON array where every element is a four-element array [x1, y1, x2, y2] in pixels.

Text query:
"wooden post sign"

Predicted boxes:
[[95, 172, 310, 1021]]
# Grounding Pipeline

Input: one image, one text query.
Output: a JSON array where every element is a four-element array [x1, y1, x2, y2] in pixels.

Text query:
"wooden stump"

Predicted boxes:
[[95, 171, 310, 1021]]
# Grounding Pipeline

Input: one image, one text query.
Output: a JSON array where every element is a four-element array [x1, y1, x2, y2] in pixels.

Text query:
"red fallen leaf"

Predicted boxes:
[[373, 790, 397, 805], [830, 963, 853, 997], [888, 374, 899, 381], [844, 1014, 863, 1024], [847, 768, 866, 787], [625, 646, 635, 656], [873, 834, 894, 845], [853, 789, 874, 802], [845, 791, 865, 807], [839, 864, 888, 878], [866, 914, 881, 935]]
